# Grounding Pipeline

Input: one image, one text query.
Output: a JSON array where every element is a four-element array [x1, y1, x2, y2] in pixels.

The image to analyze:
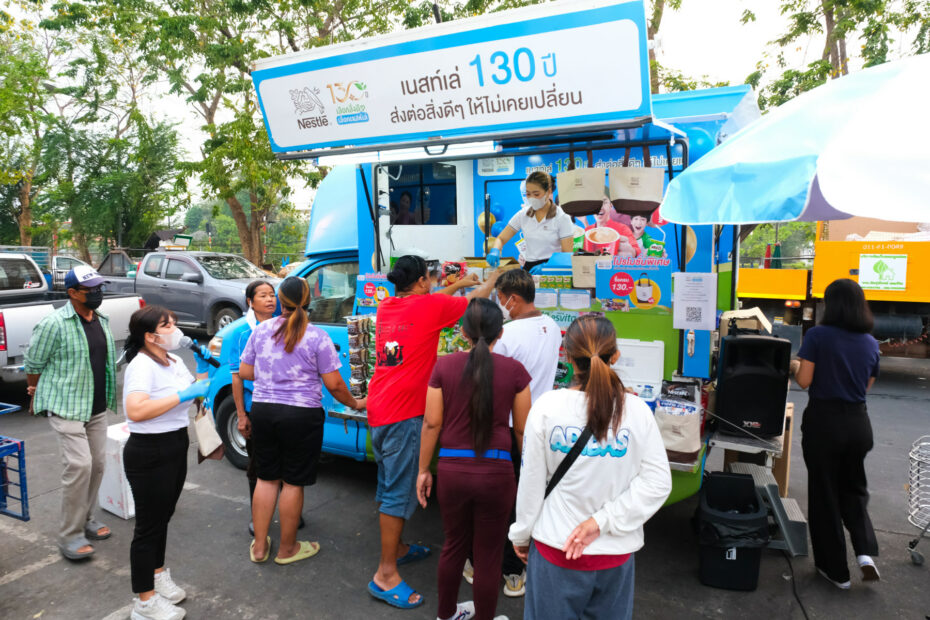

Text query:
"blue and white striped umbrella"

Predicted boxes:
[[660, 53, 930, 225]]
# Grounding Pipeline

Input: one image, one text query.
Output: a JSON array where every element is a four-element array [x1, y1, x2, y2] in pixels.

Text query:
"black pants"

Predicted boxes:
[[124, 428, 188, 594], [801, 398, 879, 582]]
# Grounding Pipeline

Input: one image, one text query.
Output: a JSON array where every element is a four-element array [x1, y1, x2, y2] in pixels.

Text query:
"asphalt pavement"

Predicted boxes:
[[0, 348, 928, 619]]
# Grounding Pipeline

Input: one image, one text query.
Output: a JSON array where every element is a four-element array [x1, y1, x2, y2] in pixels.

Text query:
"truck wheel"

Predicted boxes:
[[212, 306, 242, 334], [215, 395, 249, 470]]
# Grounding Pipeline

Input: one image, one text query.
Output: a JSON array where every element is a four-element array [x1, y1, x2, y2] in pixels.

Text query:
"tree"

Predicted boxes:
[[744, 1, 930, 109], [41, 0, 411, 264]]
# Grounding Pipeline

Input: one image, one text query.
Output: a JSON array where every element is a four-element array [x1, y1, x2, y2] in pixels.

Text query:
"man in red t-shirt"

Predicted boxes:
[[366, 255, 500, 610]]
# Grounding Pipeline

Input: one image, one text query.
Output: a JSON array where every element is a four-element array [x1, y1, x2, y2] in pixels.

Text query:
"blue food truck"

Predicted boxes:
[[205, 0, 760, 504]]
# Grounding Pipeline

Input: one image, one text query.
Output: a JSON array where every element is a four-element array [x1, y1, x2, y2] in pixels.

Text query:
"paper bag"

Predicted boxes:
[[654, 398, 702, 463], [194, 404, 224, 463]]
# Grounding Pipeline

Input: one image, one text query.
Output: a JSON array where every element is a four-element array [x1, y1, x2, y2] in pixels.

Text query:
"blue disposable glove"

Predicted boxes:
[[487, 248, 501, 268], [528, 264, 544, 275], [178, 379, 210, 403], [194, 345, 213, 374]]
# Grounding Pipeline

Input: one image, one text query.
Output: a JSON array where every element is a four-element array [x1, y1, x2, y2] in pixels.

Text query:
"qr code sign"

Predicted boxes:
[[686, 306, 702, 323]]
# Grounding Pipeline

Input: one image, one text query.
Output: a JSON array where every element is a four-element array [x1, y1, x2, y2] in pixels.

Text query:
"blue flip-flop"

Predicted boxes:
[[367, 579, 424, 609], [396, 543, 431, 566]]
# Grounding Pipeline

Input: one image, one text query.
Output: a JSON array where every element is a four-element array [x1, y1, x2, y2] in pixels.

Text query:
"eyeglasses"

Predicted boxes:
[[78, 285, 103, 294]]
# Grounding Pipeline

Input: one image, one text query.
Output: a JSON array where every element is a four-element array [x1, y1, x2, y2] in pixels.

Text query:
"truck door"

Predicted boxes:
[[163, 257, 205, 325], [377, 161, 475, 261], [135, 255, 166, 306], [301, 260, 364, 460]]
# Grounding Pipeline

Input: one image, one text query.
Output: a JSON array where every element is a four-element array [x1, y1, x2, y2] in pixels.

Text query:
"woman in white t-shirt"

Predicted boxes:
[[121, 305, 210, 620], [487, 171, 574, 272], [509, 316, 671, 620]]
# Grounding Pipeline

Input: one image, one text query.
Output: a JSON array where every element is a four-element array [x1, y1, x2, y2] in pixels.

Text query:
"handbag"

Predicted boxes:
[[193, 401, 224, 463], [557, 167, 606, 217], [545, 426, 593, 498], [608, 145, 666, 216]]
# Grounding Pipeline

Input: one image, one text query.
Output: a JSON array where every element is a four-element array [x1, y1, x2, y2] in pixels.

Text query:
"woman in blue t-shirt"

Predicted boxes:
[[791, 278, 880, 590]]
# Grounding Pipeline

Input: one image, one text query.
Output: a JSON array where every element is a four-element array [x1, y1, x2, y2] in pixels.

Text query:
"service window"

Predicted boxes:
[[164, 258, 199, 281], [142, 256, 164, 278], [304, 262, 359, 324], [383, 163, 457, 226]]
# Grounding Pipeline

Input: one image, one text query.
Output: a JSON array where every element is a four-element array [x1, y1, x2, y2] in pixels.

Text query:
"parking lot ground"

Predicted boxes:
[[1, 354, 928, 619]]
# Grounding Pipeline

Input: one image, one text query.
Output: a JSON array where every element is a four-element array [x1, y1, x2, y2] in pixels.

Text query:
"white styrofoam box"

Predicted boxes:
[[612, 339, 665, 409], [98, 422, 135, 519]]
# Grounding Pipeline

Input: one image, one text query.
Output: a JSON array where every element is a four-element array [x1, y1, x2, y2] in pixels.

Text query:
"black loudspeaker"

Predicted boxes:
[[715, 334, 791, 438]]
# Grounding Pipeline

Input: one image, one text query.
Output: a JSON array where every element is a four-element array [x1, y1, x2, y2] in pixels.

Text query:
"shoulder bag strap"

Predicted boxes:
[[545, 426, 593, 498]]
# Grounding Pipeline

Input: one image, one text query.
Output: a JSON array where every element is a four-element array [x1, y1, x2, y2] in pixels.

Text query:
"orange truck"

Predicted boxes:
[[737, 217, 930, 358]]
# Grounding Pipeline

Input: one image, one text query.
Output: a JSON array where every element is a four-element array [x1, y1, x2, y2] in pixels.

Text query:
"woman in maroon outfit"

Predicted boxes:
[[417, 298, 532, 620]]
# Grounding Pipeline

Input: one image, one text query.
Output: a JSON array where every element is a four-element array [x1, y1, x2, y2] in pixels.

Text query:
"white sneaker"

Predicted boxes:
[[462, 559, 474, 584], [154, 568, 186, 604], [438, 600, 475, 620], [502, 570, 526, 597], [131, 593, 186, 620], [857, 555, 881, 581], [816, 568, 851, 590], [493, 616, 510, 620]]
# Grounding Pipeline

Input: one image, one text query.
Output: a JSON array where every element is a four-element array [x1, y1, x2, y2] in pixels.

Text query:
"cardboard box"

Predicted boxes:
[[571, 254, 600, 288], [98, 422, 135, 519], [719, 307, 772, 338]]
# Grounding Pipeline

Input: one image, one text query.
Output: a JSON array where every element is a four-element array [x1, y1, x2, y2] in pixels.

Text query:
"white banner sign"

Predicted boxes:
[[252, 0, 651, 153], [859, 254, 907, 290]]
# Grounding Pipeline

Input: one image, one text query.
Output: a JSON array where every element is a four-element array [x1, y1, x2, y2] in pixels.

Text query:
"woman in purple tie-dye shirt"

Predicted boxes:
[[240, 277, 365, 565]]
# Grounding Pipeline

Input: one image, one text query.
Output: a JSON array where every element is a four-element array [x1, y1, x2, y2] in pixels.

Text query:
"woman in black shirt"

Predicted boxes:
[[791, 278, 880, 589]]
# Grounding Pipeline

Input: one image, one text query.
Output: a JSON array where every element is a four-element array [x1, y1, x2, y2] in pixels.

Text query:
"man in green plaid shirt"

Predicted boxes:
[[25, 266, 117, 560]]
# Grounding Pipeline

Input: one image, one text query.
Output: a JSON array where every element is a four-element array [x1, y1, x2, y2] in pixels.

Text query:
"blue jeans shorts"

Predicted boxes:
[[371, 416, 422, 520]]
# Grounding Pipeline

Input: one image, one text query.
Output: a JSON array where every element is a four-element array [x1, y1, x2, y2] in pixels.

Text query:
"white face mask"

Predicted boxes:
[[526, 196, 547, 212], [498, 295, 513, 321], [155, 328, 183, 351]]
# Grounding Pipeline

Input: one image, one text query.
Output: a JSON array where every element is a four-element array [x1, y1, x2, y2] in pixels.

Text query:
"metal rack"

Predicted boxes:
[[0, 402, 29, 522]]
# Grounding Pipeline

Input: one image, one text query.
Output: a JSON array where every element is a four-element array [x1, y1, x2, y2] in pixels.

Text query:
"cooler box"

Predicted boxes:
[[611, 339, 665, 409], [98, 422, 135, 519]]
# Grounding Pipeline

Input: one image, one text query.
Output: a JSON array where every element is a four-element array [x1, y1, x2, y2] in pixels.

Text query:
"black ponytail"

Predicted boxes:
[[387, 255, 427, 293], [460, 298, 504, 454], [124, 305, 177, 363]]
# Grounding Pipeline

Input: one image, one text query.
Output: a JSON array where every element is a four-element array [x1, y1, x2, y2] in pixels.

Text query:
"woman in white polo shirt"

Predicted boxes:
[[487, 171, 574, 272], [122, 305, 210, 620]]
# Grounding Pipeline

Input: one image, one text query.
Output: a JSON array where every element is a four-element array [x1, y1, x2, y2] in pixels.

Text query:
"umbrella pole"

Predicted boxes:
[[731, 225, 739, 310]]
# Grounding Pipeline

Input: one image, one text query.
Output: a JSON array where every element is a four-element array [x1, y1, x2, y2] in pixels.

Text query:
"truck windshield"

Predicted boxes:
[[0, 257, 44, 291], [195, 255, 266, 280]]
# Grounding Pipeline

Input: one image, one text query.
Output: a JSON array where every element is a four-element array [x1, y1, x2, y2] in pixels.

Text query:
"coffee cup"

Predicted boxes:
[[584, 226, 620, 255], [572, 225, 585, 252]]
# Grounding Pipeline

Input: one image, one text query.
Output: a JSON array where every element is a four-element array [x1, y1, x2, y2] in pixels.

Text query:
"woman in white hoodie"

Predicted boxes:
[[509, 316, 671, 619]]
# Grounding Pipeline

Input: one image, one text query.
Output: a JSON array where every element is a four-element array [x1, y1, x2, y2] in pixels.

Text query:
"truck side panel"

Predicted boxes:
[[812, 240, 930, 303]]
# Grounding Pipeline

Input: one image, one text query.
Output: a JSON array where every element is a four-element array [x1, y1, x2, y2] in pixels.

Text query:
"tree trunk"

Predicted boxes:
[[647, 0, 667, 94], [73, 230, 92, 263], [225, 194, 257, 262], [17, 177, 33, 246], [249, 192, 265, 267], [821, 3, 843, 78]]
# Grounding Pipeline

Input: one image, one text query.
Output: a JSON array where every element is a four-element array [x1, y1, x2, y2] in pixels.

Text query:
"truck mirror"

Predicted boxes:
[[181, 272, 204, 284]]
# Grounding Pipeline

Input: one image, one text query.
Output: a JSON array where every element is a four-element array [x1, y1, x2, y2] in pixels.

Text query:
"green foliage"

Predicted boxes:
[[741, 222, 816, 264], [653, 61, 729, 93], [747, 1, 929, 110]]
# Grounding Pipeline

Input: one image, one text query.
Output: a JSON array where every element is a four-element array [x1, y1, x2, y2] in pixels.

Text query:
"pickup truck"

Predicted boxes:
[[0, 253, 144, 385], [98, 250, 280, 334]]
